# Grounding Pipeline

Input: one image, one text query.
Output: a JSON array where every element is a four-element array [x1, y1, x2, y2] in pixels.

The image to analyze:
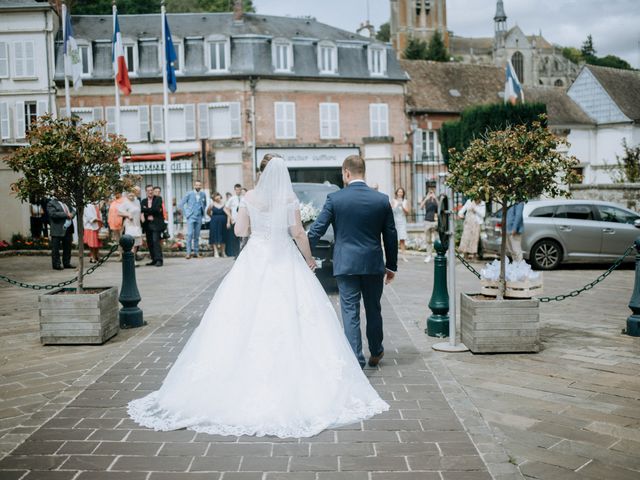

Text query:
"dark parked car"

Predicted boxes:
[[481, 200, 640, 270], [292, 182, 340, 289]]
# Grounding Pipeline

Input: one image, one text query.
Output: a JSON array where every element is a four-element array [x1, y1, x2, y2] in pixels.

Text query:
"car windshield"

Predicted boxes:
[[292, 184, 338, 209]]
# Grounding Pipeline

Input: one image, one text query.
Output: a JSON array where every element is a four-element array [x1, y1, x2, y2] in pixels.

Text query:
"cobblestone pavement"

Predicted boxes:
[[389, 255, 640, 480], [1, 252, 639, 479]]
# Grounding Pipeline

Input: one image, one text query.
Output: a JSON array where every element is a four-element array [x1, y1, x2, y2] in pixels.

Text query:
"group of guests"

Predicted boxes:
[[178, 182, 245, 259]]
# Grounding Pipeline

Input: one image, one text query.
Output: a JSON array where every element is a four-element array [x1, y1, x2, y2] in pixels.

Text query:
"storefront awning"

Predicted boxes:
[[124, 152, 196, 162]]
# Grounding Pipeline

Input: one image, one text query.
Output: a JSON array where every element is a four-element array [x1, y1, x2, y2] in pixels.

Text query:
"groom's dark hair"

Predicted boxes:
[[343, 155, 365, 176]]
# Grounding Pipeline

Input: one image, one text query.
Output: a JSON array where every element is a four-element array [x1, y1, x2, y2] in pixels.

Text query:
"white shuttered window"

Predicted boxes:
[[105, 106, 149, 142], [274, 102, 296, 139], [319, 103, 339, 139], [0, 102, 10, 139], [197, 102, 241, 140], [0, 43, 8, 78], [369, 103, 389, 137], [13, 41, 35, 78]]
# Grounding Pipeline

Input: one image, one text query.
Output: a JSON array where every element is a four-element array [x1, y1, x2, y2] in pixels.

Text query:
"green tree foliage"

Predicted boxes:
[[70, 0, 255, 15], [7, 115, 131, 291], [581, 34, 596, 59], [446, 117, 581, 298], [563, 35, 634, 71], [561, 46, 582, 64], [439, 102, 547, 164], [613, 139, 640, 183], [425, 30, 449, 62], [589, 55, 633, 70], [376, 22, 390, 42], [403, 37, 429, 60]]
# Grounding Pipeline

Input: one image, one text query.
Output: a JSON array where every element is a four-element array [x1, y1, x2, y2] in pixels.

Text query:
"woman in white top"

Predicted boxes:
[[458, 198, 486, 260], [118, 191, 144, 264], [391, 187, 410, 262], [83, 202, 103, 263]]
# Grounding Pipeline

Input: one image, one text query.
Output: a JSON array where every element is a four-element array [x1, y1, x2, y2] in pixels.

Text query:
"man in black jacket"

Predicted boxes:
[[141, 184, 164, 266], [47, 198, 76, 270]]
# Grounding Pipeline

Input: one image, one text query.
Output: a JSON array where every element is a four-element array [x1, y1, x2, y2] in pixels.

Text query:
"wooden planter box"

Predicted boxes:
[[480, 275, 543, 299], [39, 286, 119, 345], [460, 292, 540, 353]]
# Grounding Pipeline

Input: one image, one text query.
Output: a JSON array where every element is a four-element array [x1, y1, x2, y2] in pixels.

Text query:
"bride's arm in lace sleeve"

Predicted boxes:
[[234, 206, 250, 237], [290, 209, 316, 271]]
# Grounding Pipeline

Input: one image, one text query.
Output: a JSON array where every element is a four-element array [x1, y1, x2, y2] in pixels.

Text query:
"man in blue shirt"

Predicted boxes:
[[179, 180, 208, 259], [506, 202, 525, 262]]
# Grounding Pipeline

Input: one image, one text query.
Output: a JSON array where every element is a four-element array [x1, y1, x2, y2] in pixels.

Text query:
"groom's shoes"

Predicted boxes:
[[368, 351, 384, 367]]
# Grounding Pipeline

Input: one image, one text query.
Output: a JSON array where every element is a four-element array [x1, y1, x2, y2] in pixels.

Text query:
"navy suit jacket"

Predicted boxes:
[[308, 182, 398, 276]]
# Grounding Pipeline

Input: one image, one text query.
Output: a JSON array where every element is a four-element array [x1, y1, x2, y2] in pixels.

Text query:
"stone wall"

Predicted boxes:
[[569, 183, 640, 212]]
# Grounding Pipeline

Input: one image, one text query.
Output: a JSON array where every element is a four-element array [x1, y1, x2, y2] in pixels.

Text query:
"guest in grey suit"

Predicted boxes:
[[47, 198, 76, 270]]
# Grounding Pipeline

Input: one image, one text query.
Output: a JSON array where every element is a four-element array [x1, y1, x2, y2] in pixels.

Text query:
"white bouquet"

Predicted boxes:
[[299, 202, 320, 225], [480, 258, 540, 282]]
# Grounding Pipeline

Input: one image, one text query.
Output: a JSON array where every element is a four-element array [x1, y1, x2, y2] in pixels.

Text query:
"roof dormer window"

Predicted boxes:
[[318, 41, 338, 74], [272, 39, 293, 73], [367, 45, 386, 77], [207, 37, 230, 73]]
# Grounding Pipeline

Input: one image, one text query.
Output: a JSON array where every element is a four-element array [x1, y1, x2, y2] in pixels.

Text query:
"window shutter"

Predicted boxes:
[[380, 104, 389, 136], [105, 106, 116, 135], [25, 41, 35, 77], [138, 105, 149, 142], [184, 104, 196, 140], [274, 103, 284, 138], [151, 104, 164, 141], [0, 102, 10, 139], [369, 104, 378, 137], [37, 101, 47, 117], [15, 101, 25, 139], [319, 104, 329, 138], [331, 103, 339, 138], [229, 102, 241, 138], [92, 107, 103, 122], [413, 128, 423, 162], [14, 42, 24, 77], [287, 103, 295, 138], [198, 103, 209, 139], [0, 43, 8, 78]]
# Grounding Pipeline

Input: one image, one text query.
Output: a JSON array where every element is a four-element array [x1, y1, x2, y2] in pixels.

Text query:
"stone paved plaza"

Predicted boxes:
[[0, 252, 639, 479]]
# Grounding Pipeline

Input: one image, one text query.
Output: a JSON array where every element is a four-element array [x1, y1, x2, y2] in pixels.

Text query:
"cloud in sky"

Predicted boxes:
[[253, 0, 639, 68]]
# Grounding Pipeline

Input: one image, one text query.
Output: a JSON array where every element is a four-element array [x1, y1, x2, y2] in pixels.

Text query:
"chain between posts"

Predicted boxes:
[[454, 244, 636, 303], [0, 243, 119, 291]]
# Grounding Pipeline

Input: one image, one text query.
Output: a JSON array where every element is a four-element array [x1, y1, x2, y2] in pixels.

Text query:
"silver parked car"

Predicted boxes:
[[480, 200, 640, 270]]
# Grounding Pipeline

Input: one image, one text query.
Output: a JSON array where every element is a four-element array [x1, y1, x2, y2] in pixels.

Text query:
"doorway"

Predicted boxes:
[[289, 167, 343, 188]]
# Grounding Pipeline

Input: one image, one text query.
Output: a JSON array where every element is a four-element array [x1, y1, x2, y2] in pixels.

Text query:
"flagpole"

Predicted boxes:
[[161, 1, 175, 238], [113, 2, 122, 166], [62, 3, 71, 117]]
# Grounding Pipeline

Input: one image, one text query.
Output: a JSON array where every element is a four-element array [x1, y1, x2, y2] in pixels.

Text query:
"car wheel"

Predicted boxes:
[[531, 239, 562, 270]]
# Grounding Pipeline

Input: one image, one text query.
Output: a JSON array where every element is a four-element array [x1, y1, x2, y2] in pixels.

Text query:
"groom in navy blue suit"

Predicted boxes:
[[308, 155, 398, 368]]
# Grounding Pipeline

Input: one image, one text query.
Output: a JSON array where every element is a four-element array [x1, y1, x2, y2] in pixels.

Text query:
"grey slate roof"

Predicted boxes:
[[0, 0, 52, 11], [62, 13, 408, 82], [523, 86, 595, 125], [585, 65, 640, 122]]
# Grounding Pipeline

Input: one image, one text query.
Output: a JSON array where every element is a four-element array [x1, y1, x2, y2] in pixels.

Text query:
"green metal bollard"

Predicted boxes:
[[427, 239, 449, 337], [626, 237, 640, 337], [119, 235, 144, 329]]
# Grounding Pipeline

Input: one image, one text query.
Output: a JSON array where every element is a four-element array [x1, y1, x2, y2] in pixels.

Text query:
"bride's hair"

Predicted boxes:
[[260, 153, 282, 172]]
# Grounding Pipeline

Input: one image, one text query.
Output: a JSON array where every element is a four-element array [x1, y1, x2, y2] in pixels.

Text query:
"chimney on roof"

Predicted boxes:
[[233, 0, 243, 23]]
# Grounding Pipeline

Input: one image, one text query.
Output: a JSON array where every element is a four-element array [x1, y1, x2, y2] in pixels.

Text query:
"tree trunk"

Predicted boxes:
[[76, 203, 84, 293], [498, 202, 509, 301]]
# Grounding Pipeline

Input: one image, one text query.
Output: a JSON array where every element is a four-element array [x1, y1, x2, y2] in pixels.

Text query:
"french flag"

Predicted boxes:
[[504, 60, 524, 105], [112, 11, 131, 96]]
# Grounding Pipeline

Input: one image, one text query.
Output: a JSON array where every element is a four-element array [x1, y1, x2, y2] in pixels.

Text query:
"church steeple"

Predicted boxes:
[[494, 0, 507, 33]]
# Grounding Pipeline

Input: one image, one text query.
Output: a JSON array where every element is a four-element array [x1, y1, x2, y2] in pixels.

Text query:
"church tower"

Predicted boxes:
[[390, 0, 448, 56], [493, 0, 508, 48]]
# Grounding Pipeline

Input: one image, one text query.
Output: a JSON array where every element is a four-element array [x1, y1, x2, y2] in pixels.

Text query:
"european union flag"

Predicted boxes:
[[164, 15, 177, 93]]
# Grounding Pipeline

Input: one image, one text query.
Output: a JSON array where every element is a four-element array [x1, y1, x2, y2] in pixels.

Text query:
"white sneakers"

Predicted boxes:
[[424, 255, 432, 263]]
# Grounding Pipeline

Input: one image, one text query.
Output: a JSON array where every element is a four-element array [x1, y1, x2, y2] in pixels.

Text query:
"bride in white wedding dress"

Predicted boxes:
[[128, 155, 389, 438]]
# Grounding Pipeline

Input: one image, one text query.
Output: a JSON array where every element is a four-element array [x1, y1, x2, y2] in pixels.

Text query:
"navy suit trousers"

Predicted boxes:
[[335, 274, 384, 367]]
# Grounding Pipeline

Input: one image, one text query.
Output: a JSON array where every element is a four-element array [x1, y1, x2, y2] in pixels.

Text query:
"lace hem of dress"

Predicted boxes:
[[127, 393, 389, 439]]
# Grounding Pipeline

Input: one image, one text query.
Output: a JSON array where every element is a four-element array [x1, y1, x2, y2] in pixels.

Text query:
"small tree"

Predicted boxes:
[[426, 30, 449, 62], [613, 139, 640, 183], [376, 22, 391, 42], [580, 34, 596, 60], [446, 117, 581, 299], [403, 37, 429, 60], [7, 114, 130, 292]]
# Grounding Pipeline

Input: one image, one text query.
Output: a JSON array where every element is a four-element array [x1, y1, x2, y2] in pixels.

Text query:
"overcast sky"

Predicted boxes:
[[253, 0, 639, 68]]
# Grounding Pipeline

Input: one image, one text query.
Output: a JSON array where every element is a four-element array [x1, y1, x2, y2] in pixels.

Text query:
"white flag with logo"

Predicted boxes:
[[64, 9, 83, 90]]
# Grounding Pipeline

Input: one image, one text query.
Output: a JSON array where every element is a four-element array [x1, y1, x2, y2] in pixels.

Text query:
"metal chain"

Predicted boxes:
[[454, 244, 636, 302], [538, 243, 636, 302], [0, 243, 119, 291]]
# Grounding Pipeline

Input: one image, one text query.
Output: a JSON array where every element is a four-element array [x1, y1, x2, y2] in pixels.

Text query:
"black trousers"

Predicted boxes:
[[51, 228, 73, 268], [146, 229, 163, 263]]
